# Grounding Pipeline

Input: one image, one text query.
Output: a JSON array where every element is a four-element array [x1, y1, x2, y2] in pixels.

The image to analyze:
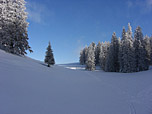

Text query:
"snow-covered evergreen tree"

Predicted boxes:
[[0, 0, 8, 49], [83, 46, 88, 64], [85, 44, 95, 71], [80, 50, 84, 65], [0, 0, 32, 55], [44, 42, 55, 67], [143, 35, 151, 63], [95, 41, 102, 65], [134, 26, 142, 71], [134, 26, 149, 71], [99, 42, 104, 70], [91, 42, 96, 51], [126, 24, 136, 72], [150, 36, 152, 64], [99, 41, 110, 71], [79, 47, 87, 65], [119, 28, 125, 72], [119, 24, 136, 73], [105, 32, 119, 72], [118, 37, 122, 70], [79, 49, 84, 65]]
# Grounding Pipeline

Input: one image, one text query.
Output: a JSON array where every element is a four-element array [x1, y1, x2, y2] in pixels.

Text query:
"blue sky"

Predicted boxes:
[[26, 0, 152, 64]]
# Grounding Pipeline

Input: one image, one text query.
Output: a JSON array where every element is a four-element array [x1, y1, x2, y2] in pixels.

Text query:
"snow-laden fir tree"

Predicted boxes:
[[143, 35, 151, 63], [134, 26, 149, 71], [85, 44, 95, 71], [80, 47, 88, 65], [80, 49, 84, 65], [0, 0, 8, 49], [141, 35, 150, 70], [121, 27, 131, 73], [91, 42, 96, 63], [45, 42, 55, 67], [84, 46, 88, 64], [150, 36, 152, 64], [0, 0, 32, 55], [91, 42, 96, 51], [95, 41, 102, 65], [99, 41, 110, 71], [126, 23, 136, 72], [105, 32, 119, 72], [99, 42, 104, 69], [83, 46, 88, 64], [119, 24, 136, 73], [118, 28, 125, 72], [117, 36, 122, 71], [79, 46, 88, 65], [134, 26, 143, 71]]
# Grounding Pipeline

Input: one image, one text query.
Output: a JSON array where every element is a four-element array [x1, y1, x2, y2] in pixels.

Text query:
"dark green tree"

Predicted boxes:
[[44, 42, 55, 67]]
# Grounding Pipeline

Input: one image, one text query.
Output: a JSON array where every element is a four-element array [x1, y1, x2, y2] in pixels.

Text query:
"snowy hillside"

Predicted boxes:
[[0, 49, 152, 114]]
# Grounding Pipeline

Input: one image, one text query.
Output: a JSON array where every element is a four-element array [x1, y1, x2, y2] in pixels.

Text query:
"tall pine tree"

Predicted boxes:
[[143, 35, 151, 64], [150, 36, 152, 64], [99, 41, 110, 71], [95, 41, 102, 65], [85, 44, 95, 71], [80, 49, 84, 65], [91, 42, 96, 51], [119, 27, 125, 72], [84, 46, 88, 64], [79, 47, 88, 65], [134, 26, 148, 71], [105, 32, 119, 72], [119, 24, 136, 73]]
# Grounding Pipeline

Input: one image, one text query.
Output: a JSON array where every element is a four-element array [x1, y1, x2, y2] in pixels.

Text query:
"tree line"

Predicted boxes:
[[80, 23, 152, 73]]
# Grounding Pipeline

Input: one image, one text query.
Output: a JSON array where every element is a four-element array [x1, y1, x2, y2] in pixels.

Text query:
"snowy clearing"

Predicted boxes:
[[0, 49, 152, 114]]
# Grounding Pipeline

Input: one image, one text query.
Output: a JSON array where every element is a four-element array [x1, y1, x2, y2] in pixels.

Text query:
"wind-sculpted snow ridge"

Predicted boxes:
[[0, 49, 152, 114]]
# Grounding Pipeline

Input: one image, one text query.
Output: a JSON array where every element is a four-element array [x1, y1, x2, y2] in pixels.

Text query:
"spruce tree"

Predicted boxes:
[[105, 32, 119, 72], [91, 42, 96, 51], [141, 35, 150, 70], [134, 26, 148, 71], [99, 42, 104, 70], [99, 41, 110, 71], [84, 46, 88, 64], [0, 0, 32, 55], [126, 23, 136, 72], [119, 24, 136, 73], [44, 42, 55, 67], [150, 36, 152, 64], [80, 48, 86, 65], [95, 41, 102, 65], [80, 50, 84, 65], [119, 27, 125, 72], [143, 35, 151, 63], [85, 44, 95, 71]]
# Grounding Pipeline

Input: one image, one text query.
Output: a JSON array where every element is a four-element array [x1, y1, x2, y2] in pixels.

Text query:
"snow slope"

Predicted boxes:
[[0, 49, 152, 114]]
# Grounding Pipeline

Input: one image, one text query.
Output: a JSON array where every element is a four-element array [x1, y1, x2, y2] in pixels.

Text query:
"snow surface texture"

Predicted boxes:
[[0, 49, 152, 114]]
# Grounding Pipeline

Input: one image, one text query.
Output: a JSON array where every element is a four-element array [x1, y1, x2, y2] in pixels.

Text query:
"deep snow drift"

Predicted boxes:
[[0, 49, 152, 114]]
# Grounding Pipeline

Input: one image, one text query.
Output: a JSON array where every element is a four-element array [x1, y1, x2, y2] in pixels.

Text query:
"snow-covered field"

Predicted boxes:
[[0, 49, 152, 114]]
